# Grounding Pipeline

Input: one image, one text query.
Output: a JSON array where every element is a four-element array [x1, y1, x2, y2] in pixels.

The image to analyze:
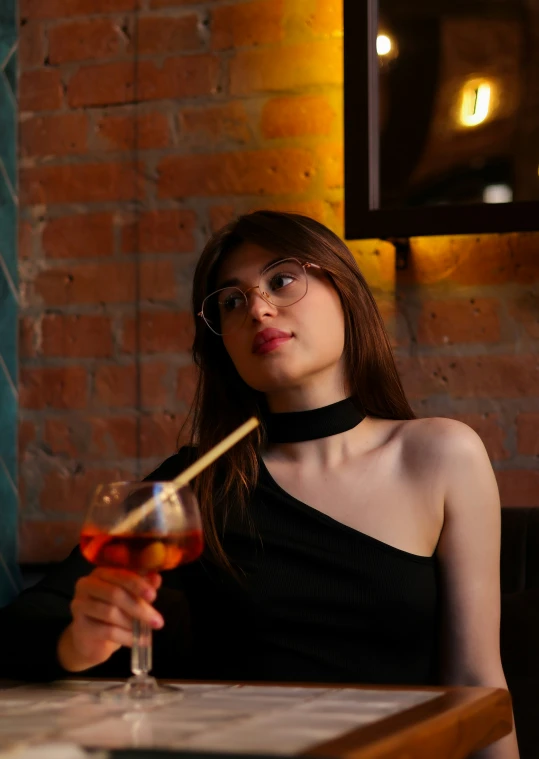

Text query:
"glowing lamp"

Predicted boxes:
[[460, 81, 492, 127]]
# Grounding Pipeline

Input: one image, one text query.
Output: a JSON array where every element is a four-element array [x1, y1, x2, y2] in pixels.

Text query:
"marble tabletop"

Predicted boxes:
[[0, 679, 443, 758]]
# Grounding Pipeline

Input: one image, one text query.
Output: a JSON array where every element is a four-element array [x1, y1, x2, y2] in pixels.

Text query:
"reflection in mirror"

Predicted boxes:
[[378, 0, 539, 210]]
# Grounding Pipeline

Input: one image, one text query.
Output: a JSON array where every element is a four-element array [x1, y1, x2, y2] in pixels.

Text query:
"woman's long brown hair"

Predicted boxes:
[[185, 211, 415, 569]]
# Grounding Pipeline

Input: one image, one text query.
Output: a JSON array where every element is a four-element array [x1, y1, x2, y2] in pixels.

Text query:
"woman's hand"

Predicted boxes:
[[57, 568, 164, 672]]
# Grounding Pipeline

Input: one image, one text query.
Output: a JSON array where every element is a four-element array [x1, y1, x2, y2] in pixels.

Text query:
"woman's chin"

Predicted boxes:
[[242, 368, 302, 395]]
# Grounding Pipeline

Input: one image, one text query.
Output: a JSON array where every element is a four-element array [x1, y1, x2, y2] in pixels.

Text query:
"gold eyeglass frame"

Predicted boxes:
[[198, 258, 322, 336]]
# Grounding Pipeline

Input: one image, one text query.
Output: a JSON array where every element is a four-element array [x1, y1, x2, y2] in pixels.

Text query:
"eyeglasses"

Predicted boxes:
[[198, 257, 321, 336]]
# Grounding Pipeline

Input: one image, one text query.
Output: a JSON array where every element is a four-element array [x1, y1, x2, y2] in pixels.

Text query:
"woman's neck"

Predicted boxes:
[[262, 394, 368, 467], [264, 384, 349, 415]]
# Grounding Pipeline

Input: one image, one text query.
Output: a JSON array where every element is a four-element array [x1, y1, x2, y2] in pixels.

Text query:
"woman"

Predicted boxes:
[[1, 211, 517, 757]]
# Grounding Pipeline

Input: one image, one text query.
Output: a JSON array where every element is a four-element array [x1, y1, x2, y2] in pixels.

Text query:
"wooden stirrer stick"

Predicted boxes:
[[110, 417, 260, 535]]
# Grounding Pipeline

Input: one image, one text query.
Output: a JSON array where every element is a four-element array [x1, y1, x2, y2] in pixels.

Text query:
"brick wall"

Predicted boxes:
[[18, 0, 539, 562]]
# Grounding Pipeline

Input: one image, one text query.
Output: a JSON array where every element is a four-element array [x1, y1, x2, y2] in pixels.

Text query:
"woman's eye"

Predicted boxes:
[[222, 295, 243, 312], [269, 273, 295, 291]]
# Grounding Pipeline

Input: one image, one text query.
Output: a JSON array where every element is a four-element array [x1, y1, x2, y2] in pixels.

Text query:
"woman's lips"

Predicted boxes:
[[252, 328, 292, 353], [253, 335, 292, 355]]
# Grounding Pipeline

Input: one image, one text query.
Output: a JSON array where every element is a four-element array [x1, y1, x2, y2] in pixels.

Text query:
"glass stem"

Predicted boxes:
[[131, 619, 152, 677]]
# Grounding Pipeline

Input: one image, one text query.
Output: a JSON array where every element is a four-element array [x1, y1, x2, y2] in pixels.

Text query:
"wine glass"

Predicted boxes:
[[79, 480, 203, 702]]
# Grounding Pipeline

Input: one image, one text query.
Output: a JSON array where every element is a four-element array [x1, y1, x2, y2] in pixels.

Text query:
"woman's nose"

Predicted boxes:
[[246, 287, 278, 320]]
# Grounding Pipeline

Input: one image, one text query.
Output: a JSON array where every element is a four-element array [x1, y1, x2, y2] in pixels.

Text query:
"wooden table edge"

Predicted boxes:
[[159, 679, 512, 759], [301, 686, 512, 759], [1, 678, 513, 759], [158, 678, 512, 759]]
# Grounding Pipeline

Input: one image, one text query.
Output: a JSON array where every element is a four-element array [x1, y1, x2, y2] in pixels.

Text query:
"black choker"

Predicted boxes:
[[264, 398, 365, 444]]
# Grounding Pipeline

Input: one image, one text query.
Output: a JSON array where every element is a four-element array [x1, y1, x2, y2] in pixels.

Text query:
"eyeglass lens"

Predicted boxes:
[[203, 259, 309, 335]]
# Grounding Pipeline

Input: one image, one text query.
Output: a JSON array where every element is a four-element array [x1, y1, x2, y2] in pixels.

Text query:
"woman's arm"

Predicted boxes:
[[0, 450, 193, 681], [0, 546, 130, 680], [433, 419, 519, 759]]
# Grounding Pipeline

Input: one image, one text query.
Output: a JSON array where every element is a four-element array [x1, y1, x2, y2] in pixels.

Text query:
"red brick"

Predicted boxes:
[[20, 162, 143, 205], [140, 412, 186, 458], [67, 61, 135, 108], [138, 55, 219, 101], [516, 414, 539, 456], [42, 314, 113, 358], [42, 213, 114, 259], [406, 233, 539, 287], [451, 413, 509, 461], [157, 149, 315, 197], [68, 56, 219, 108], [92, 362, 173, 409], [19, 69, 63, 112], [261, 95, 335, 138], [511, 232, 539, 284], [406, 237, 503, 286], [374, 299, 410, 349], [19, 22, 45, 67], [20, 0, 136, 19], [43, 418, 80, 457], [45, 418, 67, 456], [19, 419, 37, 461], [94, 364, 136, 407], [209, 204, 236, 233], [211, 0, 283, 50], [509, 293, 539, 339], [122, 311, 194, 354], [20, 112, 88, 157], [283, 200, 327, 222], [40, 466, 133, 514], [230, 40, 343, 95], [137, 14, 201, 54], [19, 315, 38, 358], [89, 416, 137, 458], [176, 363, 197, 407], [139, 260, 178, 302], [395, 357, 450, 400], [396, 356, 539, 400], [19, 220, 34, 259], [94, 111, 170, 151], [316, 142, 343, 189], [349, 239, 396, 293], [467, 357, 539, 398], [417, 298, 501, 345], [330, 198, 344, 229], [33, 261, 175, 307], [179, 102, 250, 145], [44, 416, 138, 459], [121, 209, 196, 254], [308, 0, 343, 37], [18, 520, 81, 564], [48, 18, 127, 64], [33, 262, 136, 305], [150, 0, 207, 6], [141, 361, 170, 408], [496, 470, 539, 507], [248, 199, 327, 223], [20, 366, 87, 409]]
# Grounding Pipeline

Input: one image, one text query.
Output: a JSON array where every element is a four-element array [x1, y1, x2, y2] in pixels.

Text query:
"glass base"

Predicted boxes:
[[99, 675, 183, 705]]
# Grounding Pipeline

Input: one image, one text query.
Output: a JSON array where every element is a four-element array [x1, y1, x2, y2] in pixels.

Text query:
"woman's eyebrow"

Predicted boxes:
[[217, 257, 284, 289]]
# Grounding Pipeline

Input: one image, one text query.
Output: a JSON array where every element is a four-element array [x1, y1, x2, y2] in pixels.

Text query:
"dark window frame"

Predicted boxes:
[[343, 0, 539, 239]]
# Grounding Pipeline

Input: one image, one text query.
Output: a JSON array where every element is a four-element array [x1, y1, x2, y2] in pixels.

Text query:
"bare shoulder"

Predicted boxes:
[[388, 417, 498, 527], [395, 416, 491, 475]]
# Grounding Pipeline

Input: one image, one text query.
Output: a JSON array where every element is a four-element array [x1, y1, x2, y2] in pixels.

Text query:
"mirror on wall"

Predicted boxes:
[[344, 0, 539, 238]]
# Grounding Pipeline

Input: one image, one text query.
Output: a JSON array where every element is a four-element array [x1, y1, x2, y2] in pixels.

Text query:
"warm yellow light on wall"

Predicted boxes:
[[460, 81, 492, 127], [376, 34, 392, 56]]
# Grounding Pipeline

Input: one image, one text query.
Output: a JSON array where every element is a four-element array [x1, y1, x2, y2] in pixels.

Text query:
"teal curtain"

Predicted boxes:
[[0, 0, 22, 606]]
